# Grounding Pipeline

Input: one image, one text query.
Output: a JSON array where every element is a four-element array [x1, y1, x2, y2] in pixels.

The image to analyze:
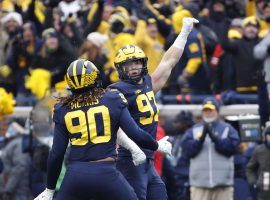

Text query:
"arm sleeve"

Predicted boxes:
[[254, 35, 270, 60], [180, 128, 204, 158], [144, 3, 172, 38], [246, 147, 259, 185], [220, 35, 238, 53], [46, 122, 69, 189], [135, 20, 153, 49], [246, 0, 256, 17], [27, 0, 43, 27], [117, 129, 143, 153], [184, 37, 202, 75], [119, 107, 158, 151], [213, 126, 240, 157], [84, 2, 104, 37]]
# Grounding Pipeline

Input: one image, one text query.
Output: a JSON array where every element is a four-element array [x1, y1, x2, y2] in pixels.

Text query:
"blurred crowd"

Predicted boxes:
[[1, 0, 270, 105]]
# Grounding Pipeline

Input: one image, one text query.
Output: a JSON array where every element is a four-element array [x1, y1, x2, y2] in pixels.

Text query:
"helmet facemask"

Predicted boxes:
[[116, 58, 148, 83], [66, 59, 102, 94]]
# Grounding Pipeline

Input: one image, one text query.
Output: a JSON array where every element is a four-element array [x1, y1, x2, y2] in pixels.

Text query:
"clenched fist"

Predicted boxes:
[[181, 17, 199, 35]]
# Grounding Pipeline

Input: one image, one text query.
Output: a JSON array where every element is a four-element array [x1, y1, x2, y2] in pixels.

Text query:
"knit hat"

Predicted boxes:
[[1, 12, 23, 26], [174, 111, 194, 126], [87, 32, 108, 48], [242, 16, 260, 29], [202, 97, 220, 112], [172, 9, 192, 34], [42, 28, 58, 39]]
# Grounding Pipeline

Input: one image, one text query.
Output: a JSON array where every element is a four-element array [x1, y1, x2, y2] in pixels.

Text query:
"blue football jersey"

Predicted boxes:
[[52, 90, 127, 162], [109, 74, 159, 158], [47, 89, 159, 189]]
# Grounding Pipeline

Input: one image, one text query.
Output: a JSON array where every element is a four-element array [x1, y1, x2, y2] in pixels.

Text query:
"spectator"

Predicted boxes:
[[165, 9, 211, 94], [211, 18, 242, 93], [0, 120, 31, 200], [0, 12, 22, 94], [253, 24, 270, 125], [135, 18, 165, 75], [6, 21, 42, 102], [79, 32, 109, 87], [24, 108, 52, 198], [247, 123, 270, 200], [254, 26, 270, 96], [163, 111, 194, 200], [84, 0, 113, 36], [61, 15, 84, 50], [27, 28, 77, 98], [200, 0, 231, 43], [0, 6, 8, 66], [222, 16, 262, 94], [181, 97, 240, 200], [234, 142, 252, 200], [43, 7, 63, 32]]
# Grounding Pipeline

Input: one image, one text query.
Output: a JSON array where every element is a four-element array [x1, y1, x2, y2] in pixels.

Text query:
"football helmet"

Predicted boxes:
[[114, 45, 148, 82], [65, 59, 101, 93]]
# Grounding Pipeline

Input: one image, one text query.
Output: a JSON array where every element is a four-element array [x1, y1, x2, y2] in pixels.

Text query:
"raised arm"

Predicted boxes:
[[151, 18, 199, 93], [254, 34, 270, 60]]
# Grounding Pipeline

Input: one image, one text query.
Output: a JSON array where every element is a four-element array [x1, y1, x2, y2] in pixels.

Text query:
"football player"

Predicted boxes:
[[109, 17, 198, 200], [34, 59, 171, 200]]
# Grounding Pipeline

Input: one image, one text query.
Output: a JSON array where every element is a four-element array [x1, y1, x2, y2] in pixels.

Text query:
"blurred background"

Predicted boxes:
[[0, 0, 270, 199]]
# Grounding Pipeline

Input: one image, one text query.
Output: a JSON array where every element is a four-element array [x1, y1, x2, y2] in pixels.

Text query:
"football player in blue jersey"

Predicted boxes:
[[34, 59, 172, 200], [109, 18, 199, 200]]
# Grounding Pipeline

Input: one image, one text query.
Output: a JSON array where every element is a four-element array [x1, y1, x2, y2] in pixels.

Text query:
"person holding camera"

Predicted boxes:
[[181, 97, 240, 200]]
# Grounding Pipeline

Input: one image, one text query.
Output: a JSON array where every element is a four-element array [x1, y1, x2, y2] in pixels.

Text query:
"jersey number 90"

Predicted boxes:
[[64, 106, 111, 146]]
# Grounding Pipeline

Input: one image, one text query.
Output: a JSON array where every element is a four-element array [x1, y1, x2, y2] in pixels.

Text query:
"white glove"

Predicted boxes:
[[117, 129, 146, 166], [130, 148, 147, 166], [173, 17, 199, 49], [157, 136, 172, 156], [181, 17, 199, 35], [34, 188, 55, 200]]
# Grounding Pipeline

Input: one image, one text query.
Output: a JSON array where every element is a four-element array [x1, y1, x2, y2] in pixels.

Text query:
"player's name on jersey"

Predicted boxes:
[[71, 99, 99, 109]]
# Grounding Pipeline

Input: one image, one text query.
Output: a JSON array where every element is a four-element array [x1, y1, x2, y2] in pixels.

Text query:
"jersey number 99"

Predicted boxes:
[[64, 106, 111, 146]]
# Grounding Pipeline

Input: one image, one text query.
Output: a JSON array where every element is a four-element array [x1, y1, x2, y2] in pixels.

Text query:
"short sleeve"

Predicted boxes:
[[52, 103, 62, 124], [107, 89, 128, 108]]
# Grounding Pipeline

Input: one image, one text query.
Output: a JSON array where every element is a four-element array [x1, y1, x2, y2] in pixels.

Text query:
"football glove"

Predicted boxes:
[[34, 188, 55, 200], [0, 65, 12, 78], [157, 136, 172, 156], [117, 130, 146, 166], [181, 18, 199, 36], [131, 148, 147, 166]]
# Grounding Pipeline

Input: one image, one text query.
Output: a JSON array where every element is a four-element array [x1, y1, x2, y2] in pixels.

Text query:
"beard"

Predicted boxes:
[[203, 115, 217, 123]]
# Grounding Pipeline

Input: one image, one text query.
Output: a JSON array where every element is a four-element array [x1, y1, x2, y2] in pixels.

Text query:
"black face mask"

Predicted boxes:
[[265, 16, 270, 23], [211, 11, 226, 21], [110, 20, 124, 34]]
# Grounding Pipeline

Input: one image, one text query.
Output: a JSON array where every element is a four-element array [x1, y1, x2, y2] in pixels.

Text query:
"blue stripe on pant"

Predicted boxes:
[[116, 157, 167, 200], [56, 161, 138, 200]]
